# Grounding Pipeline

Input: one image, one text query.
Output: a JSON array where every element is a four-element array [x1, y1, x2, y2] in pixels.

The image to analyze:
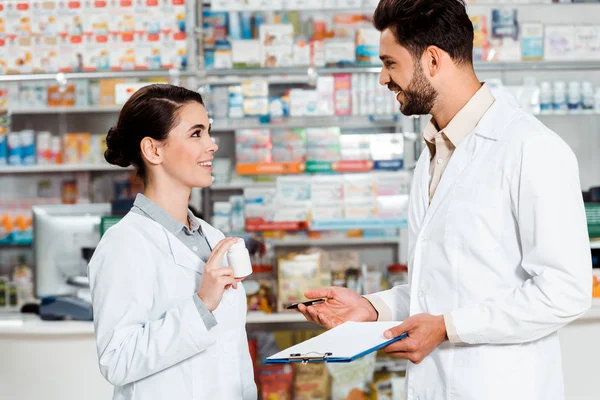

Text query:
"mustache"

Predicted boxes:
[[387, 82, 401, 92]]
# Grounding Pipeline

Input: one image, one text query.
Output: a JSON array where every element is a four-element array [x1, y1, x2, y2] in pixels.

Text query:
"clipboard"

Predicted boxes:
[[264, 321, 407, 364]]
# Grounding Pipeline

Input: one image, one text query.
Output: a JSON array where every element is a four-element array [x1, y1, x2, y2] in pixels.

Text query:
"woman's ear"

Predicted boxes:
[[140, 137, 162, 166]]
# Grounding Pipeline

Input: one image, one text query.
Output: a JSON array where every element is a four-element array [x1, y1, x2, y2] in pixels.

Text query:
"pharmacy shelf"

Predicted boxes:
[[246, 312, 308, 325], [311, 218, 408, 231], [0, 164, 133, 174], [580, 299, 600, 322], [535, 111, 600, 117], [209, 2, 599, 11], [210, 181, 276, 191], [476, 61, 600, 71], [205, 61, 600, 84], [210, 115, 399, 132], [269, 236, 401, 247], [0, 69, 196, 83], [0, 242, 32, 247], [9, 106, 122, 115]]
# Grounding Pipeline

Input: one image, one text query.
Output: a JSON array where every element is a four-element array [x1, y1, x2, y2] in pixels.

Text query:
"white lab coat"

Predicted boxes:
[[375, 90, 591, 400], [88, 212, 257, 400]]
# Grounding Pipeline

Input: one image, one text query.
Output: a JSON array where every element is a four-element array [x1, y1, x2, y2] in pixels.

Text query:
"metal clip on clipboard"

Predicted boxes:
[[289, 351, 333, 364]]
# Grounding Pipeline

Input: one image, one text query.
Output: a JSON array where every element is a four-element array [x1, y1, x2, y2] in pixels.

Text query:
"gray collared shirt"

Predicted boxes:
[[131, 193, 217, 330]]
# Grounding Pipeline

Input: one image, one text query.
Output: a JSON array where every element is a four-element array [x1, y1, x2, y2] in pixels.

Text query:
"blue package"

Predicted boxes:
[[204, 50, 215, 69], [203, 11, 229, 50], [20, 130, 36, 165], [229, 12, 242, 41], [491, 9, 519, 40], [240, 11, 253, 40], [7, 133, 22, 166], [253, 13, 265, 39], [0, 134, 7, 166]]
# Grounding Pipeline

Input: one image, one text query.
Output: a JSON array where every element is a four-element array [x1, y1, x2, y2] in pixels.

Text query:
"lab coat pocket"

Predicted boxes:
[[445, 184, 505, 251]]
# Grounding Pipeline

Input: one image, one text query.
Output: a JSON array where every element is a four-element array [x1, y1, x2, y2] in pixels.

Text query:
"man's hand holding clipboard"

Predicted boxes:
[[294, 286, 448, 365]]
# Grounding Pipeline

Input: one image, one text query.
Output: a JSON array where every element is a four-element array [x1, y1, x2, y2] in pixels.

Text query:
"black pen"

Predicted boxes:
[[286, 298, 327, 310]]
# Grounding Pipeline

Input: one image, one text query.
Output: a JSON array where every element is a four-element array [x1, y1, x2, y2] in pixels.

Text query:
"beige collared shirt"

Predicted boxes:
[[364, 83, 495, 343]]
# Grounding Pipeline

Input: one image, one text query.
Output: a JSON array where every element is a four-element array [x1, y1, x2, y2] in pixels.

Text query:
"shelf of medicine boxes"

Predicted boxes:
[[0, 69, 197, 83], [0, 164, 134, 174]]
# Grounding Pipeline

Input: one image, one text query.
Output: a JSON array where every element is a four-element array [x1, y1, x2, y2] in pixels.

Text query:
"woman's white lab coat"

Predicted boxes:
[[88, 212, 257, 400], [375, 90, 591, 400]]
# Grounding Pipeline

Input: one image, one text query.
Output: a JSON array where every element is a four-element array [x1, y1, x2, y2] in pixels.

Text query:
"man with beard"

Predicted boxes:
[[296, 1, 591, 399]]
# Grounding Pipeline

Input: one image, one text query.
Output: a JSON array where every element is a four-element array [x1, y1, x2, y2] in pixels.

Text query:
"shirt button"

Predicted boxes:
[[192, 246, 198, 252], [437, 158, 444, 165]]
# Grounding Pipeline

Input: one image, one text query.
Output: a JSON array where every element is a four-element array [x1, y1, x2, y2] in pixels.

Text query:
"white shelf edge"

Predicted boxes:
[[10, 106, 122, 115], [591, 241, 600, 249], [535, 111, 600, 117], [210, 182, 276, 191], [245, 312, 309, 324], [0, 164, 134, 174], [204, 62, 600, 81], [270, 237, 401, 247], [6, 109, 600, 119], [579, 298, 600, 321], [211, 3, 599, 12], [0, 69, 196, 83], [210, 115, 399, 132]]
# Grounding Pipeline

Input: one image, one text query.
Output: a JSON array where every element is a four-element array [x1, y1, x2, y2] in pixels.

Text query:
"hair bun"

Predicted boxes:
[[104, 126, 131, 167]]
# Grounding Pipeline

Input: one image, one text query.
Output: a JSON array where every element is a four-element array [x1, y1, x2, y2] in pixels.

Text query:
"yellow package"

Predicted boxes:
[[62, 133, 80, 164], [277, 251, 321, 312], [294, 363, 330, 400], [77, 133, 92, 164], [98, 79, 125, 105]]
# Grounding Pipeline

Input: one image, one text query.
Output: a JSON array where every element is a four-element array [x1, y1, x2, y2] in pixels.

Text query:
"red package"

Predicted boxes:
[[257, 364, 294, 400]]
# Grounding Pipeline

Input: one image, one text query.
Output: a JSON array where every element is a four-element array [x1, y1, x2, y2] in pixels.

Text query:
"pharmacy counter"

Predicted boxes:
[[0, 313, 113, 400], [2, 301, 600, 400]]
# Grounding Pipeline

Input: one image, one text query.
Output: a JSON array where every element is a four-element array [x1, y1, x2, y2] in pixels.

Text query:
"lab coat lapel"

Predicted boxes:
[[423, 129, 479, 226], [419, 147, 431, 215], [164, 228, 206, 274]]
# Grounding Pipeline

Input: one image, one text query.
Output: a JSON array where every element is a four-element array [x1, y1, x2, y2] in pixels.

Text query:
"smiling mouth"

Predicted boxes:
[[198, 161, 212, 167]]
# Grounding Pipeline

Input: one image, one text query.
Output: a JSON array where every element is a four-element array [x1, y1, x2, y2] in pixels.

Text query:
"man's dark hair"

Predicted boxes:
[[373, 0, 474, 66]]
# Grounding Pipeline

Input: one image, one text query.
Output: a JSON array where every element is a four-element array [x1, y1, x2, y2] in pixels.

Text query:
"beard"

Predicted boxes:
[[394, 63, 438, 116]]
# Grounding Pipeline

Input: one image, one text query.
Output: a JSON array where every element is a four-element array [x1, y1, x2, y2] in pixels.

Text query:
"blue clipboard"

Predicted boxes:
[[264, 321, 408, 364]]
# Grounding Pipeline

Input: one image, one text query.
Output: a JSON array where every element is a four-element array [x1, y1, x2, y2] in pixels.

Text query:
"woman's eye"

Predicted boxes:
[[192, 131, 201, 137]]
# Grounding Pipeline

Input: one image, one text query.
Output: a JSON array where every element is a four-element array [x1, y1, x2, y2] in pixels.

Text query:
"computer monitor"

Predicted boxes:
[[32, 203, 111, 298]]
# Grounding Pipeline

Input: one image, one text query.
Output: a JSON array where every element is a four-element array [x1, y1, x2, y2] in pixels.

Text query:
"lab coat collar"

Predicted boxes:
[[473, 86, 522, 141], [168, 216, 223, 274], [420, 88, 521, 218], [126, 212, 208, 275]]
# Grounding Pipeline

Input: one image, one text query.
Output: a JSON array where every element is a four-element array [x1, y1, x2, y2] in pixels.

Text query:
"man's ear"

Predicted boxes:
[[424, 46, 444, 77], [140, 137, 162, 166]]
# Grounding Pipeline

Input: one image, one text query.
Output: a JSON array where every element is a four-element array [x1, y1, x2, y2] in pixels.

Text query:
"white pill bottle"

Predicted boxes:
[[227, 239, 253, 279]]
